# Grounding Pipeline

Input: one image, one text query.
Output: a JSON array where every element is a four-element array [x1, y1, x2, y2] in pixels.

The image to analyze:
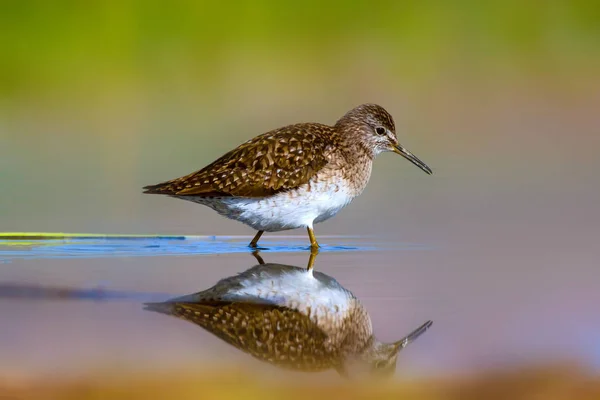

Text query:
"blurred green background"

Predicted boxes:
[[1, 1, 599, 236]]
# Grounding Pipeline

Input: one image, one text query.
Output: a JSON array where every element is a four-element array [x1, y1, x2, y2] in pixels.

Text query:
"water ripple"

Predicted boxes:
[[0, 233, 430, 262]]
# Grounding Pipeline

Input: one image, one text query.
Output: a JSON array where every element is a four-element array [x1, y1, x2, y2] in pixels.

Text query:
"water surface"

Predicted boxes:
[[1, 234, 599, 379]]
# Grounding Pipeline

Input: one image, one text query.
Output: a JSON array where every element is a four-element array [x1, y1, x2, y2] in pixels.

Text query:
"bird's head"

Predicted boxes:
[[335, 103, 433, 175], [341, 320, 433, 379]]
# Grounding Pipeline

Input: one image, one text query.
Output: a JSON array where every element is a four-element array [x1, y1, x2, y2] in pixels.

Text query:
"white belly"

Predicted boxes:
[[187, 179, 356, 232], [172, 263, 362, 340]]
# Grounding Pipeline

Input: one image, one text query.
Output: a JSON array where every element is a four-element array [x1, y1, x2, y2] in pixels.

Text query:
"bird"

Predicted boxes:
[[143, 103, 433, 249], [144, 257, 433, 378]]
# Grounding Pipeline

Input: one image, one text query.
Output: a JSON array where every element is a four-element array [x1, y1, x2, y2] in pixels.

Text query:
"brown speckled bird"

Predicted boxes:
[[143, 104, 432, 249], [144, 261, 432, 378]]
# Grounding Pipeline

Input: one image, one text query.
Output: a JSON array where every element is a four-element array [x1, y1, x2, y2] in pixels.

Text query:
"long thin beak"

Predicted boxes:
[[392, 145, 433, 175], [393, 320, 433, 350]]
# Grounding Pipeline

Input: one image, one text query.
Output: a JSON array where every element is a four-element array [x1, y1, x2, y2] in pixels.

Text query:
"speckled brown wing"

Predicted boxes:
[[143, 124, 335, 198], [149, 301, 340, 372]]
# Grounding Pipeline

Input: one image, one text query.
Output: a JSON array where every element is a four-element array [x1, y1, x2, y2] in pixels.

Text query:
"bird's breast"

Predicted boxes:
[[196, 176, 356, 231], [184, 160, 370, 231], [230, 269, 356, 336]]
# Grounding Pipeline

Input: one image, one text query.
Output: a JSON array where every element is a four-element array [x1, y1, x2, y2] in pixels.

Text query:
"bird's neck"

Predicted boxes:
[[336, 141, 374, 196], [339, 300, 374, 354]]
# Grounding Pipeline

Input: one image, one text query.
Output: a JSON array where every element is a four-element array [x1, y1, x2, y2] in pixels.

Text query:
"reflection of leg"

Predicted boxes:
[[249, 230, 264, 248], [307, 227, 319, 250], [251, 250, 265, 265], [306, 246, 319, 271]]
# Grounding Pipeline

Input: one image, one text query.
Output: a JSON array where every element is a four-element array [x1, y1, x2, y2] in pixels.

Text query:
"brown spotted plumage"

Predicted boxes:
[[143, 125, 334, 198], [144, 262, 433, 378], [152, 302, 340, 372], [144, 104, 433, 249]]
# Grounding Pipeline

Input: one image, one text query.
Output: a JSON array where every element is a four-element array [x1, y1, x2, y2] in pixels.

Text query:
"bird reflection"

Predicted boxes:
[[144, 252, 432, 378]]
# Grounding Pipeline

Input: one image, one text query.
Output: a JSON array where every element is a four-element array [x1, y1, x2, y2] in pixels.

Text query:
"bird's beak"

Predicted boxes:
[[393, 320, 433, 351], [392, 145, 433, 175]]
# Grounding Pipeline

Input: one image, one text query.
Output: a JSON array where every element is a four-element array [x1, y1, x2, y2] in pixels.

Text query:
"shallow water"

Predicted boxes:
[[2, 67, 599, 382], [0, 235, 428, 261], [1, 3, 599, 387], [1, 232, 599, 379]]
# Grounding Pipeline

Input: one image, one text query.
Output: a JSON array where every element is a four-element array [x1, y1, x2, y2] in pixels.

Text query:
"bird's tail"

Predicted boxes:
[[143, 301, 176, 315], [142, 180, 177, 194]]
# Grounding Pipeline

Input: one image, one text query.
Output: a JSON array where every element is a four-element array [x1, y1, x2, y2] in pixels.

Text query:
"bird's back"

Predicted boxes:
[[145, 264, 372, 371], [146, 300, 340, 371], [143, 123, 337, 198]]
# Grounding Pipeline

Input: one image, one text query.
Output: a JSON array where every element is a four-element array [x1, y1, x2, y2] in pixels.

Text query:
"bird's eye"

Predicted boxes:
[[375, 127, 386, 135], [375, 361, 386, 369]]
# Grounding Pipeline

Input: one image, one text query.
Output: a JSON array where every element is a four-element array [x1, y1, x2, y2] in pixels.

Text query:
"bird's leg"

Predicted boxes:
[[249, 230, 264, 248], [306, 246, 319, 271], [307, 227, 319, 250], [251, 250, 265, 265]]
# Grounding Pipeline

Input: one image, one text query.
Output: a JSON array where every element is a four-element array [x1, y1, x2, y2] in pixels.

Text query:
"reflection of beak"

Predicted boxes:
[[392, 145, 433, 175], [393, 320, 433, 350]]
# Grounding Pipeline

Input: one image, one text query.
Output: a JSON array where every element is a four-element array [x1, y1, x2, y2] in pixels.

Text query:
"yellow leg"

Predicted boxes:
[[307, 227, 319, 250], [249, 230, 264, 248], [306, 247, 319, 271], [251, 250, 265, 265]]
